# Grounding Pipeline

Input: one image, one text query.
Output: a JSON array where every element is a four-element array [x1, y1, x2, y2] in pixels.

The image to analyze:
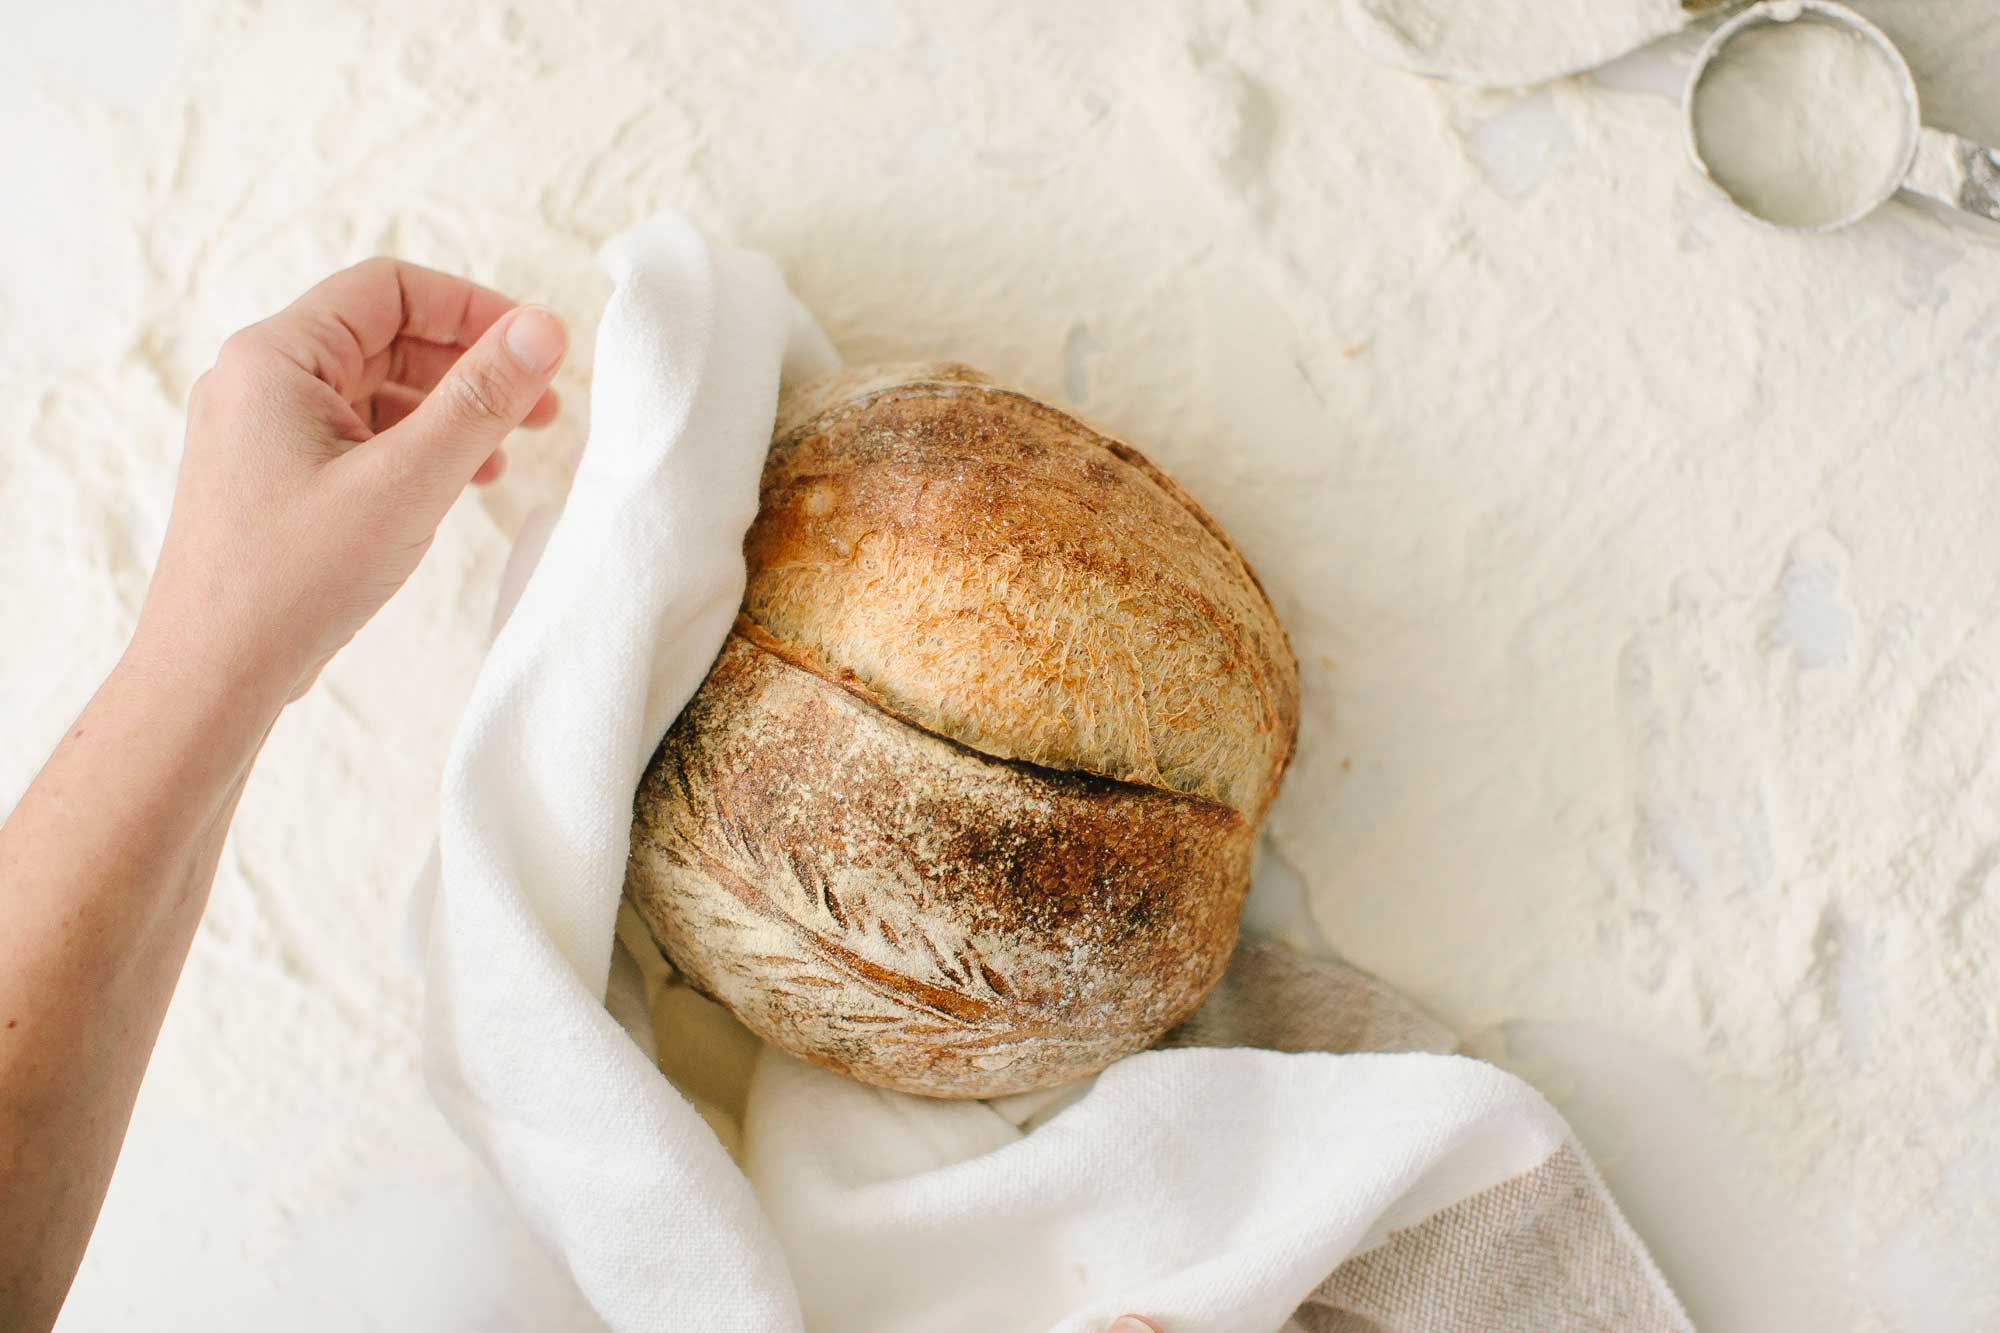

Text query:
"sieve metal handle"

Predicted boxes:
[[1904, 127, 2000, 224]]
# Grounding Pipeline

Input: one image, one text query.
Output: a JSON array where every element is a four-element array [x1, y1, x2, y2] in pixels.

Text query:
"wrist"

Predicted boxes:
[[21, 626, 287, 919], [118, 616, 293, 758]]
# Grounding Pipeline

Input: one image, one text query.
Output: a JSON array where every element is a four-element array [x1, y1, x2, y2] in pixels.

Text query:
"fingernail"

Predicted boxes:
[[1108, 1320, 1158, 1332], [504, 306, 566, 373]]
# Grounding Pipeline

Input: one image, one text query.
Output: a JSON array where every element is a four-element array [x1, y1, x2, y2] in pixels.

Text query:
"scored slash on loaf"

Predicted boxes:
[[625, 363, 1300, 1098]]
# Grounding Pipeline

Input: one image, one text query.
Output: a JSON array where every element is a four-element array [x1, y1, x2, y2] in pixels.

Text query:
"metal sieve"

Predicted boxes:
[[1684, 0, 2000, 232]]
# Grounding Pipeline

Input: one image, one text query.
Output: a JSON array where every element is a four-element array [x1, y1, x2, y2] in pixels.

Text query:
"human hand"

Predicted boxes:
[[2, 259, 569, 1333], [132, 258, 567, 708]]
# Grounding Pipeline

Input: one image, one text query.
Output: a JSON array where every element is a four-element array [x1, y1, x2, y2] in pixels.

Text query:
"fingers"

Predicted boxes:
[[358, 335, 567, 406], [521, 386, 561, 428], [249, 257, 523, 399], [470, 449, 508, 485], [367, 381, 559, 434], [1107, 1320, 1160, 1332], [358, 337, 466, 403], [357, 305, 566, 499], [370, 389, 506, 484]]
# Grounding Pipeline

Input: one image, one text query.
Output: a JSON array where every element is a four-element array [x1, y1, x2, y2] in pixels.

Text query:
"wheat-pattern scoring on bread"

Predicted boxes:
[[626, 363, 1300, 1098]]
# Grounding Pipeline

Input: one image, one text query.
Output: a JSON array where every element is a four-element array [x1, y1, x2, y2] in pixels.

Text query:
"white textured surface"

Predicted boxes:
[[2, 2, 1997, 1330]]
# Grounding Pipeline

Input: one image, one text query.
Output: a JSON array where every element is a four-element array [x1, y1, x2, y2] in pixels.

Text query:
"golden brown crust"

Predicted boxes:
[[627, 632, 1254, 1098], [743, 363, 1301, 816], [624, 363, 1297, 1098]]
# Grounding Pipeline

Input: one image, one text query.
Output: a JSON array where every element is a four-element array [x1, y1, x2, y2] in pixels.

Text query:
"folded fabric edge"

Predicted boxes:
[[1299, 1136, 1693, 1332]]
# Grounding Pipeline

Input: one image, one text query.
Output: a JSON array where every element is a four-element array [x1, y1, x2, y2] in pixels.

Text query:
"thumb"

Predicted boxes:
[[374, 305, 567, 494]]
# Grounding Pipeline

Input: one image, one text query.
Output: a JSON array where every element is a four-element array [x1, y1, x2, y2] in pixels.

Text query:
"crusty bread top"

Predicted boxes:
[[745, 363, 1300, 815]]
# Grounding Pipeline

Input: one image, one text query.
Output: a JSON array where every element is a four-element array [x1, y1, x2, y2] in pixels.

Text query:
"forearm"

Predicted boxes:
[[0, 639, 281, 1331], [0, 258, 563, 1328]]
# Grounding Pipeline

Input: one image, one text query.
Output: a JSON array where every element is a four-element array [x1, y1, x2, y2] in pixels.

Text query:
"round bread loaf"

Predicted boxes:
[[625, 363, 1299, 1098]]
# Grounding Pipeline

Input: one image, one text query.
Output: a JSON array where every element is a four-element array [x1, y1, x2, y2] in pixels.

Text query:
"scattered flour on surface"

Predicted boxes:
[[2, 2, 1997, 1331]]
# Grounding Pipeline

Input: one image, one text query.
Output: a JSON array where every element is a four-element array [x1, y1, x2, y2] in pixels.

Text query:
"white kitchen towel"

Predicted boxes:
[[423, 210, 836, 1331], [423, 210, 1689, 1332]]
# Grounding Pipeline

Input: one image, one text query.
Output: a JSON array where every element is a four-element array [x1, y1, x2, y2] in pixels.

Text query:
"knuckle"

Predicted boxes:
[[447, 359, 513, 423], [351, 255, 399, 284], [187, 368, 231, 421], [214, 326, 280, 383], [216, 327, 263, 367]]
